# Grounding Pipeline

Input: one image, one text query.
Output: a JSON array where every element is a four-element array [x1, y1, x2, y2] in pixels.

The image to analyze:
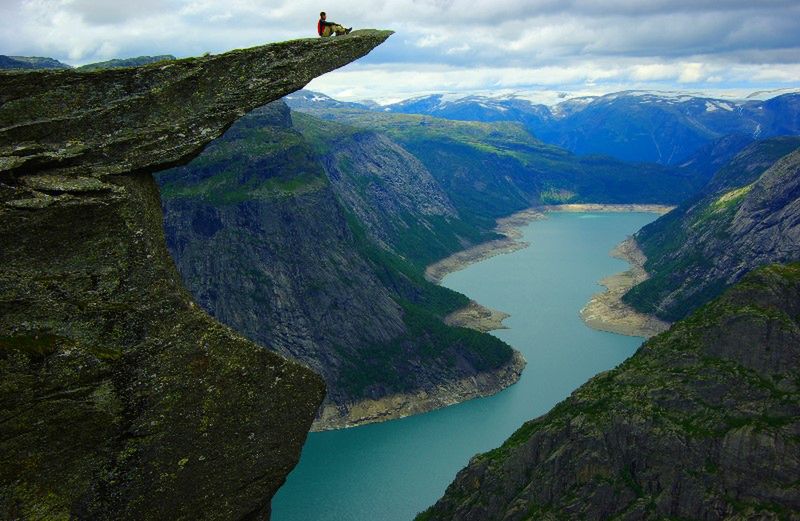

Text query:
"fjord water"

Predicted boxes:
[[272, 212, 658, 521]]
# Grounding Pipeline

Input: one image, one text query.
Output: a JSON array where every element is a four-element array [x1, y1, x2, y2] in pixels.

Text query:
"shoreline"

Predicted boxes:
[[313, 204, 673, 431], [424, 208, 544, 285], [311, 351, 526, 431], [579, 237, 671, 338], [425, 204, 675, 333], [444, 300, 509, 333], [540, 203, 675, 214], [426, 204, 675, 285]]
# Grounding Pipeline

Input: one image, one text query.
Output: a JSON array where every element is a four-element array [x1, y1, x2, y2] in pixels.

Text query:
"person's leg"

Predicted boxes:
[[322, 25, 333, 37], [333, 24, 347, 35]]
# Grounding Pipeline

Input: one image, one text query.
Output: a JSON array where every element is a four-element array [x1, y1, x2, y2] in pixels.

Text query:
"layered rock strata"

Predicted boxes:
[[0, 31, 391, 520]]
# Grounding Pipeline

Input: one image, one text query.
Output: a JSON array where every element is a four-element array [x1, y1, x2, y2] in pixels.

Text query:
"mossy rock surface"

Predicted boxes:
[[418, 264, 800, 520], [1, 32, 391, 520]]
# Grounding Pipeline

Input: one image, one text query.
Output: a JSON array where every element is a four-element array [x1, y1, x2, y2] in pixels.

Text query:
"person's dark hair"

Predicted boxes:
[[320, 11, 326, 17]]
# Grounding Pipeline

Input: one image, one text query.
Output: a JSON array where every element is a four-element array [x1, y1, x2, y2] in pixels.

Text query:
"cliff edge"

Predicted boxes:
[[0, 31, 391, 520]]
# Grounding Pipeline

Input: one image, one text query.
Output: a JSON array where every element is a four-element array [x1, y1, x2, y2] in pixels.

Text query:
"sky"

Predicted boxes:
[[1, 0, 799, 104]]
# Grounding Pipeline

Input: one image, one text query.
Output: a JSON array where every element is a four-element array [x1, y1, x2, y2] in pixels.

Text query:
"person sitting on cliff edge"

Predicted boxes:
[[317, 11, 352, 37]]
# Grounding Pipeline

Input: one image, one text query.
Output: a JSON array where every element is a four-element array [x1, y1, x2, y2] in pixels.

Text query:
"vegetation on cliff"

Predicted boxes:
[[291, 106, 705, 246], [624, 137, 800, 321], [418, 263, 800, 520], [156, 101, 519, 428]]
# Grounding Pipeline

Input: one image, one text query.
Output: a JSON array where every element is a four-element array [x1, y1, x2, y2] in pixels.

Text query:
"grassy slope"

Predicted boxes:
[[623, 136, 800, 321], [292, 111, 501, 268], [297, 108, 703, 216]]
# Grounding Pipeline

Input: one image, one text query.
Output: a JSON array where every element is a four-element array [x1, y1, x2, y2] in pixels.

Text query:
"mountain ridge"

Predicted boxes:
[[624, 137, 800, 321], [290, 88, 800, 166]]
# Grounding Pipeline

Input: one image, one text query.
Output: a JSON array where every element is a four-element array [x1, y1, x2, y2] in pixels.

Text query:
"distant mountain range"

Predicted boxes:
[[283, 90, 379, 110], [288, 89, 800, 166], [0, 54, 176, 71], [0, 55, 71, 69]]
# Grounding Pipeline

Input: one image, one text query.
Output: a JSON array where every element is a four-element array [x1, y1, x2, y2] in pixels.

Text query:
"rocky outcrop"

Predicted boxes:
[[419, 263, 800, 520], [1, 30, 392, 180], [624, 137, 800, 321], [157, 102, 523, 431], [0, 31, 391, 520]]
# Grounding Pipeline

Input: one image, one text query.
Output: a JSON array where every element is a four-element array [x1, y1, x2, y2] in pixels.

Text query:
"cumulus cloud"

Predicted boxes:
[[0, 0, 798, 99]]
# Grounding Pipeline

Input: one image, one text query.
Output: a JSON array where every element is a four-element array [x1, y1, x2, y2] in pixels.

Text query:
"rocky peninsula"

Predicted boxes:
[[580, 237, 672, 337]]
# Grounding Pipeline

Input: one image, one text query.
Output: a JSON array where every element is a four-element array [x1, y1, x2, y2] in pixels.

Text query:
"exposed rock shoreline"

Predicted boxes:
[[312, 351, 526, 431], [426, 204, 674, 334], [444, 300, 510, 333], [541, 203, 675, 213], [311, 208, 542, 431], [580, 237, 672, 338], [314, 204, 674, 431], [424, 208, 544, 284], [425, 204, 675, 286]]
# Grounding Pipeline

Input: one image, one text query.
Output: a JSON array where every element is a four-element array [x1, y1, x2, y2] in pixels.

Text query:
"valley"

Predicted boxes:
[[2, 32, 798, 519], [273, 211, 658, 521]]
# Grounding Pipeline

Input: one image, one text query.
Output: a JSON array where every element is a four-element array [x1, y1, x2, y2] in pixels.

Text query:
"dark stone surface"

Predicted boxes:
[[0, 32, 391, 520]]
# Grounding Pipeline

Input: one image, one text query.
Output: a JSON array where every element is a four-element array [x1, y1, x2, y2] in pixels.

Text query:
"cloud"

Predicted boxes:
[[0, 0, 797, 99], [63, 0, 175, 25], [304, 58, 800, 103]]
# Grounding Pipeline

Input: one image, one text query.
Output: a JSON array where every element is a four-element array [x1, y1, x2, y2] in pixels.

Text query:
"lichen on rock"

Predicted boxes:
[[0, 31, 391, 520]]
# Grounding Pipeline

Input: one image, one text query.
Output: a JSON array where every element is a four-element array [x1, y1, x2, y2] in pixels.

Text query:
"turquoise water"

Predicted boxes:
[[272, 212, 657, 521]]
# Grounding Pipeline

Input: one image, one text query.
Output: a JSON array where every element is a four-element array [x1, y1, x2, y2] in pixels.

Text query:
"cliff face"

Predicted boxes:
[[292, 111, 478, 267], [0, 31, 391, 520], [624, 137, 800, 321], [1, 31, 391, 180], [157, 102, 523, 430], [419, 263, 800, 520], [291, 107, 705, 228]]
